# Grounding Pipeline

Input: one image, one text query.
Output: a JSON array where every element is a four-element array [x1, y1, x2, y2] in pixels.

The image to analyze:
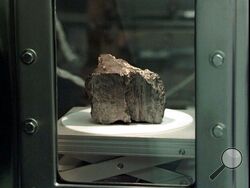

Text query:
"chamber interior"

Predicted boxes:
[[56, 0, 195, 186]]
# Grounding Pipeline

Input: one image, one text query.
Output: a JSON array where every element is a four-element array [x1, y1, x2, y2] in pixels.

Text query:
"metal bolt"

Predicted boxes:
[[212, 123, 225, 138], [179, 149, 186, 155], [117, 163, 124, 170], [23, 119, 38, 135], [210, 51, 225, 67], [20, 49, 37, 64]]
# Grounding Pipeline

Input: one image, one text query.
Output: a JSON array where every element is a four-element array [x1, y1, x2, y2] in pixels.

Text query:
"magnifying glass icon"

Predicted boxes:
[[210, 148, 242, 180]]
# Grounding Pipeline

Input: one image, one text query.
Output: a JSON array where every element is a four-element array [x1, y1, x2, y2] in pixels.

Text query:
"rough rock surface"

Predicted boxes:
[[86, 54, 166, 124]]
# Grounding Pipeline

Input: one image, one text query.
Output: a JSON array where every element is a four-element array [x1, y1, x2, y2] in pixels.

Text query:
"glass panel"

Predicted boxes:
[[56, 0, 195, 186]]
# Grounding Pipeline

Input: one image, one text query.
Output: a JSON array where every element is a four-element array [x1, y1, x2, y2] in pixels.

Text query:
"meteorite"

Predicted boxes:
[[86, 54, 166, 124]]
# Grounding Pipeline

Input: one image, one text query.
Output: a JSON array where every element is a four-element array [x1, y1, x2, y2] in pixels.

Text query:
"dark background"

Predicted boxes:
[[56, 0, 195, 117]]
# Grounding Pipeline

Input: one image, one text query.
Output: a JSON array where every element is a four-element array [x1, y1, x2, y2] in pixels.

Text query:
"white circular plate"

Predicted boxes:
[[61, 108, 193, 136]]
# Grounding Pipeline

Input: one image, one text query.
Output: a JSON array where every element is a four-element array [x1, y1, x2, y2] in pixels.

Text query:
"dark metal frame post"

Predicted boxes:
[[15, 0, 56, 187], [234, 1, 249, 187], [196, 0, 249, 187]]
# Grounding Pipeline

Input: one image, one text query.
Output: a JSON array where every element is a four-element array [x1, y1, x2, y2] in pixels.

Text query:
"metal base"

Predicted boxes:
[[57, 107, 195, 185]]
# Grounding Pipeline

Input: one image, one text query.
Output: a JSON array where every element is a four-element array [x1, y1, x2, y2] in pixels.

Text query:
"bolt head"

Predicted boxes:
[[21, 49, 37, 64], [179, 149, 186, 155], [117, 163, 124, 169], [212, 123, 225, 138], [24, 119, 38, 135], [210, 51, 225, 67]]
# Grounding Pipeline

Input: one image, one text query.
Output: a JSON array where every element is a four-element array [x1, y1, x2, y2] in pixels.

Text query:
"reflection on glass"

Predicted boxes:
[[57, 0, 195, 186]]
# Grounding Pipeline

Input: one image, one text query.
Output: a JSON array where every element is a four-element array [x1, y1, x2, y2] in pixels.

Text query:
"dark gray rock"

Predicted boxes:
[[86, 54, 166, 124]]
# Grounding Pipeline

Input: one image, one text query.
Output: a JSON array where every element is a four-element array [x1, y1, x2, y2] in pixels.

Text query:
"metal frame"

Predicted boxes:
[[14, 0, 57, 187], [58, 155, 191, 184], [196, 0, 249, 187], [234, 1, 249, 188], [2, 0, 248, 187]]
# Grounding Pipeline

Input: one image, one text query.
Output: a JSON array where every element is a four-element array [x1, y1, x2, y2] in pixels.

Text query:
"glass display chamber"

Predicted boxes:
[[0, 0, 248, 188], [56, 0, 195, 186]]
